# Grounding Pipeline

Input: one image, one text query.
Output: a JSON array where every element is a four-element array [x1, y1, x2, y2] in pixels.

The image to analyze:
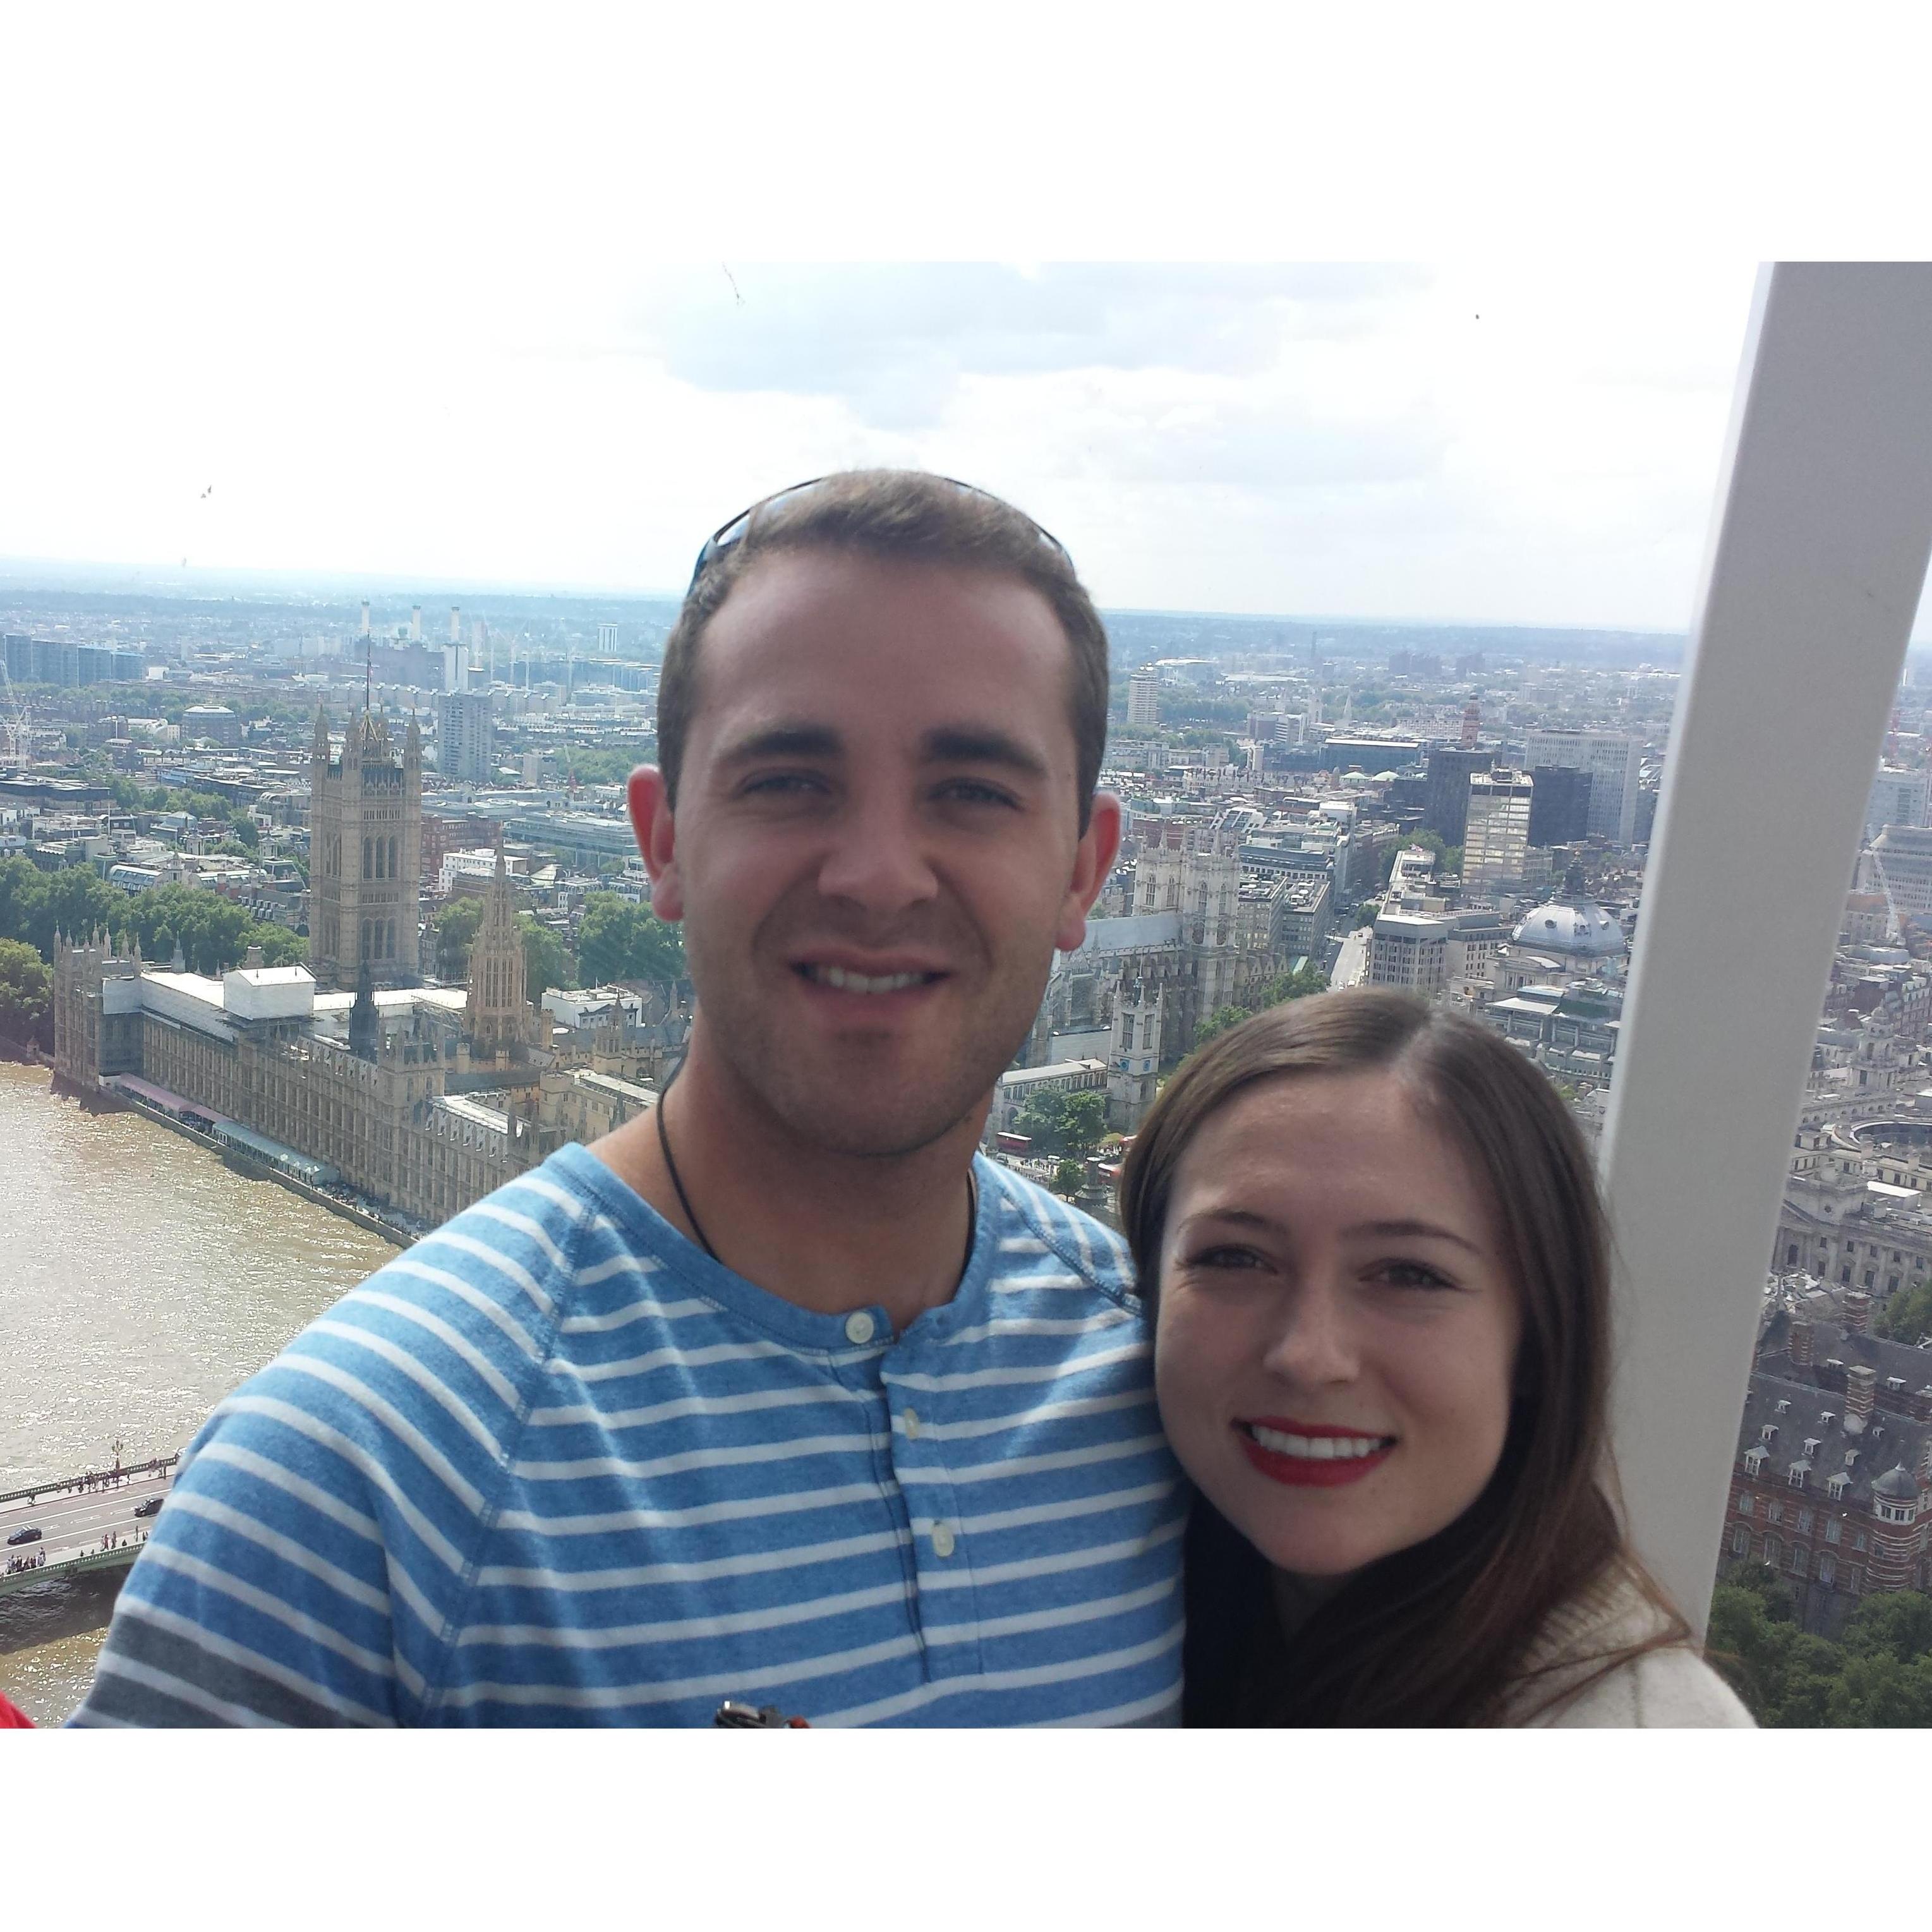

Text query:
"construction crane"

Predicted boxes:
[[0, 662, 30, 772], [1871, 841, 1905, 946]]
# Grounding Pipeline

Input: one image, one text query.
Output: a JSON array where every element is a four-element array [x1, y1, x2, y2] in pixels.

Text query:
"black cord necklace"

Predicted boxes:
[[655, 1089, 720, 1260], [653, 1078, 979, 1288]]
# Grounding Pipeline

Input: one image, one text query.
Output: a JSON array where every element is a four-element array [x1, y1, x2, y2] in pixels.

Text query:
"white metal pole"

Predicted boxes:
[[1602, 263, 1932, 1636]]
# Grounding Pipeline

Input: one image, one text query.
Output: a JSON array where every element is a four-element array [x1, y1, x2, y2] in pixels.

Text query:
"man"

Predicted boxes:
[[74, 471, 1184, 1727]]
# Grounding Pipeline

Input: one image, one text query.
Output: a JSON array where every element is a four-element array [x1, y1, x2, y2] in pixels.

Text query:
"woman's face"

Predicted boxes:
[[1153, 1068, 1521, 1581]]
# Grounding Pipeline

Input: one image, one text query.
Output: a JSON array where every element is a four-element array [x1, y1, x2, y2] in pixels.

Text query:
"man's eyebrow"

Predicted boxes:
[[921, 727, 1050, 780], [715, 723, 844, 764]]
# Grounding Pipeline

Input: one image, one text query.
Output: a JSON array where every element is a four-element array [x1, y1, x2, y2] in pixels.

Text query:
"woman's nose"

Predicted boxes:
[[1259, 1279, 1361, 1387]]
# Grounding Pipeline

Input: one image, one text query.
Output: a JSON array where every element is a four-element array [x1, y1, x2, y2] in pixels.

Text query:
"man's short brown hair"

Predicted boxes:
[[656, 470, 1111, 831]]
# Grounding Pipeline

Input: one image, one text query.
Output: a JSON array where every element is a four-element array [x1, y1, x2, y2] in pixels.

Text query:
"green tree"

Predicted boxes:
[[556, 743, 655, 787], [0, 855, 51, 949], [1258, 962, 1329, 1006], [17, 866, 129, 961], [118, 883, 258, 975], [433, 898, 485, 980], [251, 926, 308, 968], [1841, 1587, 1932, 1665], [1013, 1087, 1070, 1154], [1194, 1005, 1252, 1048], [1704, 1571, 1932, 1726], [1060, 1090, 1108, 1159], [0, 938, 52, 1047], [576, 893, 686, 986], [1823, 1649, 1932, 1727], [518, 914, 574, 999], [1052, 1157, 1087, 1198], [1875, 1276, 1932, 1343]]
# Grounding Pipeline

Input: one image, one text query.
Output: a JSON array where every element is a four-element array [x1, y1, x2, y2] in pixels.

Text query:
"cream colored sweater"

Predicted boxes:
[[1501, 1571, 1755, 1729]]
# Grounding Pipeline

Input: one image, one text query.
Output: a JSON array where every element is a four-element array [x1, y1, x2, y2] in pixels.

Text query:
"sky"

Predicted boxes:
[[1, 10, 1927, 637]]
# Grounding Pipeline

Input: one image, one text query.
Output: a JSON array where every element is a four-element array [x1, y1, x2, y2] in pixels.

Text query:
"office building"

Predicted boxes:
[[436, 691, 495, 785], [1866, 763, 1929, 841], [1526, 765, 1592, 847], [181, 704, 241, 747], [1126, 667, 1161, 729], [1463, 769, 1533, 890], [1423, 745, 1492, 847], [1369, 911, 1450, 995], [1520, 730, 1644, 845], [1862, 825, 1932, 923]]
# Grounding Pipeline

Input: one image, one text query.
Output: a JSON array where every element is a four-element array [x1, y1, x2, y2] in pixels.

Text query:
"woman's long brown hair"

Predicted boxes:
[[1118, 987, 1687, 1726]]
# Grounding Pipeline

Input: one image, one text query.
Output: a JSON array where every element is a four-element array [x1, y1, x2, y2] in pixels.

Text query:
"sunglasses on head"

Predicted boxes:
[[687, 474, 1070, 591]]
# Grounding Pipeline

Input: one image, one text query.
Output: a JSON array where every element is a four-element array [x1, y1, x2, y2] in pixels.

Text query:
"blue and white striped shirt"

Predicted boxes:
[[73, 1144, 1185, 1726]]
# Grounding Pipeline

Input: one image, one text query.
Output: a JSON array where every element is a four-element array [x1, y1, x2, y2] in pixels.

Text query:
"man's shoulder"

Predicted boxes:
[[977, 1157, 1139, 1308], [387, 1143, 619, 1324], [186, 1146, 630, 1470]]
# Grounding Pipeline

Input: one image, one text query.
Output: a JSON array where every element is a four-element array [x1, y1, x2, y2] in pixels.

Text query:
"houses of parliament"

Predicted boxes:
[[51, 704, 659, 1233]]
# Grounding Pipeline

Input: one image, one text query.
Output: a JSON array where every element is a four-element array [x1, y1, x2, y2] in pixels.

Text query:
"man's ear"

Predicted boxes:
[[627, 766, 683, 922], [1053, 790, 1124, 955]]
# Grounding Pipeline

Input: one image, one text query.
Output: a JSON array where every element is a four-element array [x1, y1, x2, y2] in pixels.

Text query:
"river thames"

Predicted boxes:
[[0, 1060, 398, 1724]]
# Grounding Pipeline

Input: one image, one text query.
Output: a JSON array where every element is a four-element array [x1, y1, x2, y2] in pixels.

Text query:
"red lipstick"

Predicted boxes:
[[1233, 1418, 1395, 1489]]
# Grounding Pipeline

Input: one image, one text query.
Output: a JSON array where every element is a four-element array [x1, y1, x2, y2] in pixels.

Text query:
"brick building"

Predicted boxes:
[[1720, 1312, 1932, 1635]]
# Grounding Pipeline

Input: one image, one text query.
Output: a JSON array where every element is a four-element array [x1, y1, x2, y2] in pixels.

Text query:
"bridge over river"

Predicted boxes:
[[0, 1457, 178, 1599]]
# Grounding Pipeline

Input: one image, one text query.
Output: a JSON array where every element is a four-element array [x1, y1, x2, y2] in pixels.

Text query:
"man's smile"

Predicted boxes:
[[794, 962, 946, 994]]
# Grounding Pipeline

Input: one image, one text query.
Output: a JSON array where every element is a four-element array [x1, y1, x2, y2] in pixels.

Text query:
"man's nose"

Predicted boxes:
[[815, 793, 941, 915], [1259, 1277, 1361, 1388]]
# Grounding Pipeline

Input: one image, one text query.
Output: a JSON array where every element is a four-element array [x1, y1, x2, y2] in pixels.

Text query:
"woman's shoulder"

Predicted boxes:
[[1503, 1568, 1757, 1729]]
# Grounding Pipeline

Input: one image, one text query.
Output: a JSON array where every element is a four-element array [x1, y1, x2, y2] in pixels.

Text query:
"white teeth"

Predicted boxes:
[[1248, 1425, 1389, 1460], [806, 965, 931, 994]]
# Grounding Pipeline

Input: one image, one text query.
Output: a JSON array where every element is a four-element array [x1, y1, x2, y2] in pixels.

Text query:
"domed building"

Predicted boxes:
[[1871, 1464, 1919, 1509], [1510, 864, 1627, 965]]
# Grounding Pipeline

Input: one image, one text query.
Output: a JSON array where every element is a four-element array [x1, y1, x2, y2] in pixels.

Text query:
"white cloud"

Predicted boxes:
[[2, 15, 1919, 635]]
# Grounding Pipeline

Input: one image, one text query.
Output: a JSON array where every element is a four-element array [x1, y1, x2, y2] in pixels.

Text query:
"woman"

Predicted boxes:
[[1120, 987, 1750, 1727]]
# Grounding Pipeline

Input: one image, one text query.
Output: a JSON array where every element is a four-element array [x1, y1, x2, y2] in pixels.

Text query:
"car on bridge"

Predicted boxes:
[[133, 1497, 163, 1519], [6, 1526, 42, 1546]]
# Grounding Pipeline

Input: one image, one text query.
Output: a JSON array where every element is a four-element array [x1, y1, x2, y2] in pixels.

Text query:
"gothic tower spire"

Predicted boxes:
[[466, 841, 532, 1065]]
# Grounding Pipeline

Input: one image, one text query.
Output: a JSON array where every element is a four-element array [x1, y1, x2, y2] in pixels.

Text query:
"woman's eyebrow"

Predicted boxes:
[[1174, 1207, 1281, 1238], [1346, 1218, 1484, 1255]]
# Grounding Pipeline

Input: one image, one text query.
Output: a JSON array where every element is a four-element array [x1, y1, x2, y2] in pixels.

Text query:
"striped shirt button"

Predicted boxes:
[[902, 1408, 922, 1439], [931, 1523, 957, 1558], [844, 1310, 876, 1344]]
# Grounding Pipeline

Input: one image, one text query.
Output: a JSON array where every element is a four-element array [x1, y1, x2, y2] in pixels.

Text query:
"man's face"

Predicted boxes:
[[634, 549, 1119, 1157]]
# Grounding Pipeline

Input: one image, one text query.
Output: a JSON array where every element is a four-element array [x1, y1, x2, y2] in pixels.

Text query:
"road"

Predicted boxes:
[[1, 1467, 174, 1578], [1329, 924, 1372, 990]]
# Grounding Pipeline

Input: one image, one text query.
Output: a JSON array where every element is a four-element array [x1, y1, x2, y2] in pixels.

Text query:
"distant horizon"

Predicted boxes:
[[0, 553, 1696, 644]]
